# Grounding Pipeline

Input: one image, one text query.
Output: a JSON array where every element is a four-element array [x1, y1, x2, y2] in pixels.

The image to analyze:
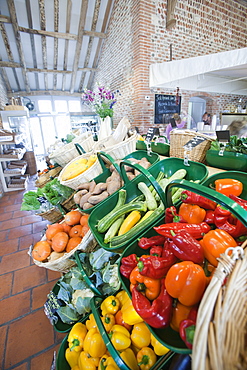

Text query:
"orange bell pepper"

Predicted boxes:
[[178, 203, 206, 224], [170, 301, 194, 332], [129, 266, 161, 300], [200, 228, 237, 267], [165, 261, 207, 306], [215, 178, 243, 197]]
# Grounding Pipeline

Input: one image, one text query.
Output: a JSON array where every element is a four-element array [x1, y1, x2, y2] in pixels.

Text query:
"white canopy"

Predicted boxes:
[[149, 48, 247, 95]]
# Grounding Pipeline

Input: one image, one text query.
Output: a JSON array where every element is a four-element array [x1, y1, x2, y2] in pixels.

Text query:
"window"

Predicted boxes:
[[68, 100, 81, 112], [54, 100, 68, 113], [38, 100, 52, 113]]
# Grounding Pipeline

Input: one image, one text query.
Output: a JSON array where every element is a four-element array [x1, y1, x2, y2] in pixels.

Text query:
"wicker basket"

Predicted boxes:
[[58, 153, 102, 190], [169, 130, 213, 163], [48, 132, 94, 167], [37, 193, 76, 223], [192, 241, 247, 370], [35, 166, 62, 188], [92, 132, 138, 162], [30, 230, 97, 273]]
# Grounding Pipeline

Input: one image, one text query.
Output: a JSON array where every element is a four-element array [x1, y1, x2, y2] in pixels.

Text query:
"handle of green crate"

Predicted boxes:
[[90, 297, 132, 370], [75, 143, 86, 155], [120, 159, 167, 206], [166, 179, 247, 227], [97, 151, 121, 175]]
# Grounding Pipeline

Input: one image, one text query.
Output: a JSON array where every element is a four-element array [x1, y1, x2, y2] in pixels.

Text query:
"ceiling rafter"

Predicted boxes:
[[0, 61, 97, 73], [53, 0, 59, 90], [25, 0, 39, 90], [7, 0, 30, 92], [88, 0, 112, 90], [78, 0, 101, 92], [62, 0, 72, 91], [39, 0, 48, 90], [0, 15, 20, 90], [0, 55, 12, 91], [70, 0, 89, 94]]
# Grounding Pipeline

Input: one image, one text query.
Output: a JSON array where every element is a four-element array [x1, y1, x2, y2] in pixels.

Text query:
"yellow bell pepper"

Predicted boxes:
[[78, 351, 99, 370], [121, 297, 143, 325], [101, 313, 115, 332], [131, 322, 151, 349], [65, 347, 80, 368], [101, 296, 120, 316], [109, 324, 131, 351], [86, 313, 97, 331], [68, 322, 88, 352], [83, 328, 107, 358], [71, 366, 80, 370], [115, 290, 129, 308], [120, 348, 139, 370], [137, 347, 157, 370], [150, 334, 170, 356], [100, 354, 120, 370]]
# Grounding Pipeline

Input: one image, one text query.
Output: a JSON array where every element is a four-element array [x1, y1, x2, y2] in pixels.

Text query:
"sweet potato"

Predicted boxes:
[[88, 191, 109, 205], [79, 192, 92, 208], [83, 202, 93, 210], [77, 182, 90, 191], [126, 172, 136, 181], [92, 182, 107, 195], [89, 180, 96, 193], [107, 179, 121, 195], [74, 189, 88, 204]]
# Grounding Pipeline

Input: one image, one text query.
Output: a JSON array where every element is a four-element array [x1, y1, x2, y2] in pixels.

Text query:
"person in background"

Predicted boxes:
[[166, 113, 186, 140], [202, 112, 211, 125]]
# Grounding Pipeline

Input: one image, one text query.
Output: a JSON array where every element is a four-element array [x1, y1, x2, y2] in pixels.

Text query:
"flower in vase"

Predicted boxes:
[[82, 85, 119, 120]]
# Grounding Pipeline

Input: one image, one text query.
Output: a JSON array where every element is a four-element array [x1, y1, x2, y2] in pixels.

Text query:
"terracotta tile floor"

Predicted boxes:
[[0, 177, 67, 370]]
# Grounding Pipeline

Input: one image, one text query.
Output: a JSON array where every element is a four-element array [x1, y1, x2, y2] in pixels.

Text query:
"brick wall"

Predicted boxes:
[[93, 0, 247, 134]]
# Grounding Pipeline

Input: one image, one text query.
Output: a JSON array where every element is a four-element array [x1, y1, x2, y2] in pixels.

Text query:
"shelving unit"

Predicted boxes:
[[0, 134, 28, 192]]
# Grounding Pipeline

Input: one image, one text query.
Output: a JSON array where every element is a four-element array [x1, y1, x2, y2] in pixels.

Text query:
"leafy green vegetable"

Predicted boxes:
[[210, 136, 247, 155], [89, 248, 117, 270]]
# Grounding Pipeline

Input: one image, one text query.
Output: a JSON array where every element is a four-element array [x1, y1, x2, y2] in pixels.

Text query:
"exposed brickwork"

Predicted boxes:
[[93, 0, 247, 134]]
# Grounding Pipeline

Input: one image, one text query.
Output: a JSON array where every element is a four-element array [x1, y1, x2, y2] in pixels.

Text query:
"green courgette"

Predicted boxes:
[[97, 201, 147, 233], [138, 182, 158, 211], [110, 203, 164, 247], [103, 215, 125, 243]]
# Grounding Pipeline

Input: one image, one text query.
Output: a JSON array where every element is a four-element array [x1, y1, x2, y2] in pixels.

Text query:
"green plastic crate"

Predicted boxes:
[[206, 149, 247, 171]]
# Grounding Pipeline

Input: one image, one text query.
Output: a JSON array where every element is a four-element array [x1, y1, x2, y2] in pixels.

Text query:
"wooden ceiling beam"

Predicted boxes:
[[18, 26, 106, 40], [9, 90, 82, 97], [0, 56, 12, 92], [53, 0, 59, 90], [0, 15, 11, 23], [70, 0, 89, 94], [88, 0, 112, 89], [39, 0, 48, 90], [25, 0, 40, 90], [62, 0, 72, 91], [166, 0, 177, 29], [78, 0, 101, 92], [0, 61, 97, 73], [7, 0, 30, 92]]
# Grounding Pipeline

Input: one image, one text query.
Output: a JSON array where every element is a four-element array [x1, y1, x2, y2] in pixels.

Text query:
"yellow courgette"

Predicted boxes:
[[118, 211, 142, 236]]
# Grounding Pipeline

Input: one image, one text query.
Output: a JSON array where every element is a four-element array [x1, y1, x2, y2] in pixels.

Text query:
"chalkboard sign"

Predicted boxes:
[[154, 94, 181, 124]]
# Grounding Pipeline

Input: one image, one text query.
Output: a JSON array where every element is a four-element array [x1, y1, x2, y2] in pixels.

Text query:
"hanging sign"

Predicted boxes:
[[183, 135, 207, 149], [154, 94, 181, 124], [146, 127, 160, 142]]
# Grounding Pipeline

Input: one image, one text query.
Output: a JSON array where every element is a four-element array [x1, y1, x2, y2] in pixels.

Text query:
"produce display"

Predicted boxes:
[[73, 156, 152, 211], [60, 154, 98, 181], [44, 247, 121, 326], [119, 177, 247, 352], [21, 178, 74, 212], [32, 210, 90, 263], [209, 135, 247, 154], [62, 290, 171, 370]]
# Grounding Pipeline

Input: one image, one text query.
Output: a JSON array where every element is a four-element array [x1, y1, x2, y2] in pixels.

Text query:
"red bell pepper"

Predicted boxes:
[[131, 278, 173, 328], [204, 210, 215, 224], [169, 230, 204, 265], [154, 222, 211, 239], [137, 249, 176, 279], [138, 235, 166, 250], [150, 245, 163, 257], [214, 206, 247, 238], [165, 206, 186, 223], [120, 253, 138, 279], [179, 305, 198, 350], [180, 190, 217, 210], [229, 194, 247, 210]]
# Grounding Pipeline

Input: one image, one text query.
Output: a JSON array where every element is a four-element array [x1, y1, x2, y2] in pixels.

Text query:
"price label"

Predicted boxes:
[[183, 135, 207, 149], [146, 127, 160, 142], [216, 130, 230, 143]]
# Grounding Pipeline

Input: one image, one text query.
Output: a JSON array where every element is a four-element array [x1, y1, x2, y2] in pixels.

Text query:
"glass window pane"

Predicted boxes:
[[55, 115, 71, 139], [38, 100, 52, 112], [29, 117, 45, 156], [54, 100, 67, 113], [40, 116, 56, 153], [68, 100, 81, 112]]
